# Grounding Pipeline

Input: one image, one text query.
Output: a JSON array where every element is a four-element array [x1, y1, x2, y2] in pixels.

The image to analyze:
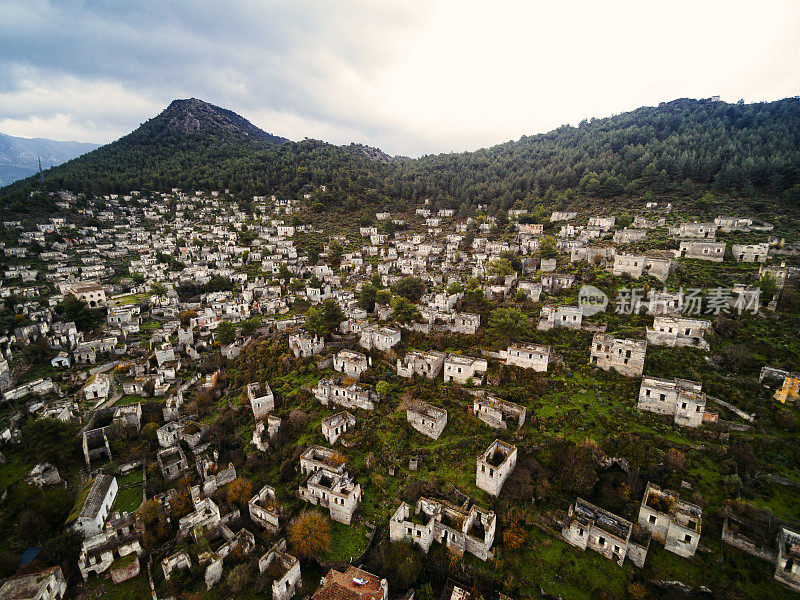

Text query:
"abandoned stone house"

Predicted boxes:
[[715, 216, 752, 232], [299, 467, 362, 524], [638, 377, 709, 427], [476, 440, 517, 497], [177, 497, 221, 539], [517, 281, 543, 301], [672, 222, 717, 239], [571, 246, 616, 266], [253, 415, 282, 451], [472, 395, 526, 430], [646, 289, 684, 315], [321, 411, 356, 445], [78, 512, 142, 581], [589, 333, 646, 378], [258, 539, 301, 600], [443, 354, 488, 384], [613, 228, 647, 244], [732, 242, 769, 262], [632, 215, 665, 229], [0, 566, 67, 600], [249, 484, 281, 532], [676, 240, 726, 262], [300, 445, 347, 476], [161, 550, 192, 581], [397, 349, 446, 379], [506, 343, 550, 371], [775, 527, 800, 592], [612, 253, 673, 282], [406, 402, 448, 440], [537, 304, 582, 331], [82, 427, 112, 467], [759, 262, 800, 289], [588, 216, 616, 231], [450, 312, 481, 335], [561, 497, 650, 567], [359, 324, 401, 353], [246, 381, 274, 420], [551, 211, 577, 222], [638, 482, 702, 558], [73, 474, 118, 537], [390, 496, 496, 561], [313, 378, 377, 411], [83, 373, 111, 403], [288, 331, 324, 358], [541, 272, 575, 293], [647, 316, 711, 350], [158, 446, 189, 482], [69, 282, 107, 308], [720, 501, 800, 592], [332, 349, 371, 380]]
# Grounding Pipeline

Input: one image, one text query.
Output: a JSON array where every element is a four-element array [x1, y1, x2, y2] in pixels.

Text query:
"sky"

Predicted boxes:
[[1, 0, 799, 157]]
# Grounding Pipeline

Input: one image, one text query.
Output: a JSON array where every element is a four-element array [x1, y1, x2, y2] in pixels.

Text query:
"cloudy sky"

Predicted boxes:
[[1, 0, 799, 157]]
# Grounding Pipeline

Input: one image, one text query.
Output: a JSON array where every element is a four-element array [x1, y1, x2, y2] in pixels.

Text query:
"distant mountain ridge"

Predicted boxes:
[[2, 96, 799, 215], [0, 132, 98, 186]]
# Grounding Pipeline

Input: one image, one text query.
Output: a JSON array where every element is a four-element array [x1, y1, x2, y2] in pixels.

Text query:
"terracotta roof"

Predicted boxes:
[[312, 567, 385, 600]]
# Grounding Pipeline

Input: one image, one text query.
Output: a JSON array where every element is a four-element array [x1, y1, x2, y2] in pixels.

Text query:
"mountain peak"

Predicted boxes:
[[153, 98, 288, 145]]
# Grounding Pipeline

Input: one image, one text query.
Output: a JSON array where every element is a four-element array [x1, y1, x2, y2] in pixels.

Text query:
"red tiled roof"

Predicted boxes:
[[312, 567, 384, 600]]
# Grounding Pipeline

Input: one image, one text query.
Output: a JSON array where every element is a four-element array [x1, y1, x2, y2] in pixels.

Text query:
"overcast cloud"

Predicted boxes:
[[1, 0, 799, 157]]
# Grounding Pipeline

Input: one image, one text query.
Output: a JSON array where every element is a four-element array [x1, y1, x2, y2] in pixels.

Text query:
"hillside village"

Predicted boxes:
[[0, 187, 798, 600]]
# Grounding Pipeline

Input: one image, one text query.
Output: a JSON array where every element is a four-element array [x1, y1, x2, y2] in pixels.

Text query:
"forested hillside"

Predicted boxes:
[[3, 97, 800, 216]]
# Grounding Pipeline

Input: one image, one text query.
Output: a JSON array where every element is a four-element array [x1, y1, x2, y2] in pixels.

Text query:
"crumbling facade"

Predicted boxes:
[[638, 482, 702, 558], [390, 496, 496, 561], [589, 333, 646, 378], [647, 316, 711, 350], [321, 411, 356, 445], [561, 498, 650, 568], [506, 343, 550, 371], [406, 403, 448, 440], [638, 377, 709, 427], [396, 350, 446, 379], [476, 440, 517, 497], [443, 355, 488, 384]]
